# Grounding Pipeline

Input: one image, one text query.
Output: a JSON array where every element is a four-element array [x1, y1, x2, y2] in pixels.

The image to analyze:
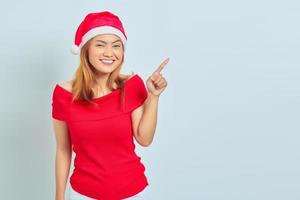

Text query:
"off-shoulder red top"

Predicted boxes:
[[51, 74, 149, 200]]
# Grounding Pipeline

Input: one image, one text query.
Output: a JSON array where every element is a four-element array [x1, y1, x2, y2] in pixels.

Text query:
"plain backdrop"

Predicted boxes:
[[0, 0, 299, 199]]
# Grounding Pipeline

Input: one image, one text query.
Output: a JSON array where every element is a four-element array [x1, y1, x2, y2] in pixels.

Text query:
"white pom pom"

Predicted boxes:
[[70, 44, 79, 55]]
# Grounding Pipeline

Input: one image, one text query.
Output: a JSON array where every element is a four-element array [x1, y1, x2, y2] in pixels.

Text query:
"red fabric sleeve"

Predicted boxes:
[[51, 85, 70, 121], [125, 74, 148, 112]]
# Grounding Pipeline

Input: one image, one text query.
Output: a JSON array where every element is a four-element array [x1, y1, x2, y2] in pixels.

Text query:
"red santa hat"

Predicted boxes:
[[71, 11, 127, 55]]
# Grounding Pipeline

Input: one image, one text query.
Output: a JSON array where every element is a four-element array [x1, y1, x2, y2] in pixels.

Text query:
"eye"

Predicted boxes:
[[113, 44, 121, 48], [96, 44, 104, 47]]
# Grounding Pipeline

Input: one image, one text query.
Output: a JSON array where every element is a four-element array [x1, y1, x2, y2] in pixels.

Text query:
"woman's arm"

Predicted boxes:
[[52, 119, 72, 200], [131, 93, 159, 147], [131, 58, 169, 146], [135, 94, 159, 147]]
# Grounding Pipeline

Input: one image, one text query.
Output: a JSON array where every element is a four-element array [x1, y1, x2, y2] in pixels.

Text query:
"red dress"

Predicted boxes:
[[51, 74, 149, 200]]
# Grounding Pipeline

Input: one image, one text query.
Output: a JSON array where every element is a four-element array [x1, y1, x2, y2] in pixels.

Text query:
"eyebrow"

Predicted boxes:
[[95, 39, 121, 44]]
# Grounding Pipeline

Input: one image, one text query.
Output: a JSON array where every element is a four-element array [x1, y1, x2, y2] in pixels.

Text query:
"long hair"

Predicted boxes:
[[69, 38, 131, 110]]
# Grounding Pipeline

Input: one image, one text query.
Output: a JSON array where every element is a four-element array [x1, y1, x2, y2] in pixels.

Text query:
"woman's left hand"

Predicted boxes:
[[146, 58, 169, 97]]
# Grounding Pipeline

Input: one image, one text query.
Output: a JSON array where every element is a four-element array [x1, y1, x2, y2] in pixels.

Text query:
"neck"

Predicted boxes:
[[93, 73, 111, 95]]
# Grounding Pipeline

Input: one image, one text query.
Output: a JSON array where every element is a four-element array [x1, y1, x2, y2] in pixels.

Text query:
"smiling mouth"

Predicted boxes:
[[100, 59, 115, 65]]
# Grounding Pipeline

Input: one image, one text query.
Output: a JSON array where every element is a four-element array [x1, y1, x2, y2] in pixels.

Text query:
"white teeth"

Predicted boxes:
[[101, 59, 114, 64]]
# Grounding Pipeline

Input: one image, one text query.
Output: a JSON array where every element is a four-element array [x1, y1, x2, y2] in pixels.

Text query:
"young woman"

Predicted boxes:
[[51, 11, 169, 200]]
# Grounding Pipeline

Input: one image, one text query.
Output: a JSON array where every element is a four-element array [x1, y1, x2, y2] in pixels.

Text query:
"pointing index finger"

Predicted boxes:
[[155, 57, 170, 73]]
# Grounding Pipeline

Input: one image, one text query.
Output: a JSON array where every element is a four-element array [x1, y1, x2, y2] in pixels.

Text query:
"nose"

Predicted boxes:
[[103, 46, 114, 57]]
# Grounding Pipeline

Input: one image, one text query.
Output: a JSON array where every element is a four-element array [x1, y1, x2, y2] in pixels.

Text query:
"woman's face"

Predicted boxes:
[[88, 34, 124, 75]]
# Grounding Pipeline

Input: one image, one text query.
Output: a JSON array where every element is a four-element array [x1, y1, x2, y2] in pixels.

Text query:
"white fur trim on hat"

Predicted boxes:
[[71, 44, 80, 55], [71, 26, 127, 55]]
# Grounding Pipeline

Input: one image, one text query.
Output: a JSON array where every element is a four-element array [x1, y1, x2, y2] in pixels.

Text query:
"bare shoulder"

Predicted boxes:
[[58, 80, 73, 92], [120, 73, 135, 79], [120, 72, 137, 82]]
